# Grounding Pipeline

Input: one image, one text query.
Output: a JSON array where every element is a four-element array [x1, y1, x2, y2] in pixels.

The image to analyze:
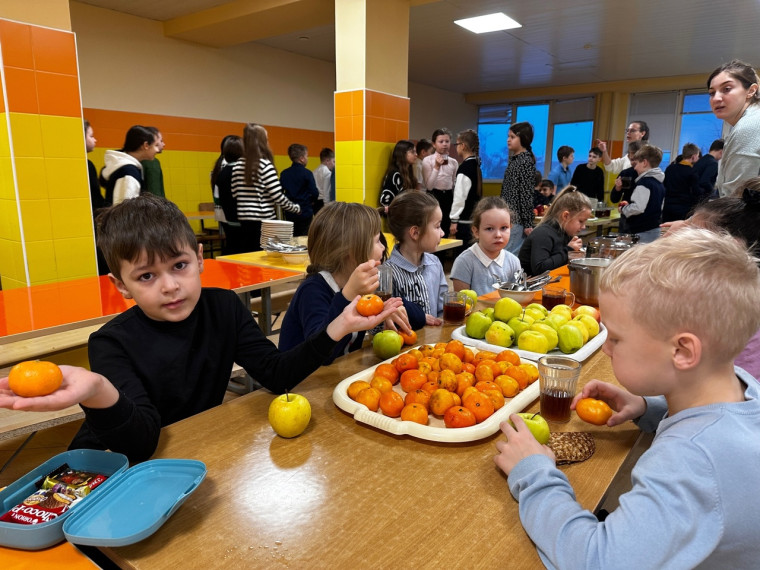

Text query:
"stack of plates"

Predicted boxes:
[[260, 220, 294, 249]]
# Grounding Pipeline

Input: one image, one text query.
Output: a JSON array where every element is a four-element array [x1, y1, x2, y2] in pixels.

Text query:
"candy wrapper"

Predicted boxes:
[[0, 464, 107, 525]]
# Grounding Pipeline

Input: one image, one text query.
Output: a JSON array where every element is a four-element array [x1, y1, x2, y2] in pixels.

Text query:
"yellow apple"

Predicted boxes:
[[494, 297, 523, 322], [530, 322, 559, 351], [268, 393, 311, 438], [517, 330, 550, 354], [573, 305, 601, 322], [558, 324, 584, 353], [565, 320, 589, 343], [573, 314, 600, 339], [550, 304, 573, 321], [485, 321, 515, 347]]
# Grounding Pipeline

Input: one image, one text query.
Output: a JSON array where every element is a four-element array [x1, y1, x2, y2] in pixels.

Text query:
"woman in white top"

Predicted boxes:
[[708, 60, 760, 197]]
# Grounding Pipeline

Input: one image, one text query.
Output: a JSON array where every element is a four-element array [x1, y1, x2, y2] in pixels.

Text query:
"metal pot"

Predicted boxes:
[[569, 258, 613, 306], [586, 236, 635, 260]]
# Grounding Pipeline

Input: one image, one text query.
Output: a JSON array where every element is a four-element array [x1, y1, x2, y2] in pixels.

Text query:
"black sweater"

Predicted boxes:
[[518, 219, 570, 276], [70, 288, 337, 462], [570, 163, 604, 203]]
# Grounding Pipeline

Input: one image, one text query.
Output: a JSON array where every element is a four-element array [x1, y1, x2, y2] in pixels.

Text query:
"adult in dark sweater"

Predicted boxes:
[[569, 147, 605, 203], [0, 196, 401, 463], [662, 143, 703, 222], [280, 144, 319, 236]]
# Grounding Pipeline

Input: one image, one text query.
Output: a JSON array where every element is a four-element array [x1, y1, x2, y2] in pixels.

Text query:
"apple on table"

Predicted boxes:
[[269, 393, 312, 438]]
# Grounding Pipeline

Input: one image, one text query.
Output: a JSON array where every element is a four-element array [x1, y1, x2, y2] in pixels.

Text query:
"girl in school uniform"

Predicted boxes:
[[386, 191, 447, 325], [518, 185, 592, 276], [422, 128, 459, 236], [280, 202, 424, 364], [450, 196, 521, 296], [449, 129, 483, 243], [500, 122, 537, 255], [379, 140, 417, 212]]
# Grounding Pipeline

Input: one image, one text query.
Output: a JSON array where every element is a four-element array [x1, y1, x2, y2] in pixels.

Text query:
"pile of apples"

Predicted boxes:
[[346, 342, 539, 428], [464, 297, 601, 354]]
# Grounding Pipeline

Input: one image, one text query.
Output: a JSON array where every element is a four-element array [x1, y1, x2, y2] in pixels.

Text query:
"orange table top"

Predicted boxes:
[[0, 260, 302, 342], [0, 542, 96, 569]]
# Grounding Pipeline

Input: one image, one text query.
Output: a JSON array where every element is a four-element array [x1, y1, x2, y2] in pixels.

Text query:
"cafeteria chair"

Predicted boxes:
[[195, 202, 224, 259]]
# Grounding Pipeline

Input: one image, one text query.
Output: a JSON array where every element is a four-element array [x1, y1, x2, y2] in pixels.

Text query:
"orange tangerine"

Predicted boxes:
[[451, 392, 462, 407], [496, 361, 512, 375], [400, 330, 418, 346], [355, 387, 381, 411], [419, 344, 435, 357], [455, 372, 475, 396], [444, 406, 476, 428], [463, 391, 495, 423], [374, 363, 400, 384], [370, 376, 394, 394], [401, 403, 429, 425], [417, 360, 433, 375], [426, 370, 440, 384], [405, 389, 431, 410], [379, 391, 405, 417], [436, 369, 458, 392], [462, 362, 476, 375], [431, 347, 446, 359], [439, 353, 463, 374], [406, 348, 423, 361], [519, 363, 540, 383], [461, 386, 480, 404], [347, 380, 372, 401], [444, 340, 466, 360], [483, 389, 505, 410], [434, 342, 448, 351], [474, 363, 494, 383], [421, 381, 439, 395], [472, 350, 498, 363], [505, 365, 530, 390], [429, 389, 456, 416], [463, 347, 475, 363], [475, 380, 500, 393], [395, 353, 419, 373], [496, 349, 521, 366], [7, 360, 62, 398], [494, 375, 520, 398], [400, 369, 427, 393]]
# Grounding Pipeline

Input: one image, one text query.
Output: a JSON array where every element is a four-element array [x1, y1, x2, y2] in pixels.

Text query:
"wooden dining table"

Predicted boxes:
[[82, 323, 639, 568]]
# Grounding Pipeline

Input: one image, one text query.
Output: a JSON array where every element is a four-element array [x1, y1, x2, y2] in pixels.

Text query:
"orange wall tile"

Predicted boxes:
[[3, 67, 39, 114], [37, 71, 81, 117], [0, 20, 34, 69], [30, 25, 77, 75]]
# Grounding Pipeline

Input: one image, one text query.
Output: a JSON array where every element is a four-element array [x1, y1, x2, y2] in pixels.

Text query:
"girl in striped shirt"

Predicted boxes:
[[231, 123, 301, 252], [386, 192, 447, 325]]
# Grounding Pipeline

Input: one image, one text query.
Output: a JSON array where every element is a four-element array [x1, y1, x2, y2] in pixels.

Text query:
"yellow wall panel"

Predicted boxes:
[[0, 198, 22, 240], [40, 115, 85, 159], [0, 159, 14, 200], [0, 114, 9, 157], [44, 158, 89, 199], [0, 238, 26, 287], [53, 236, 95, 281], [8, 113, 43, 157], [25, 239, 57, 282], [14, 156, 47, 200], [19, 198, 52, 241], [50, 198, 93, 240]]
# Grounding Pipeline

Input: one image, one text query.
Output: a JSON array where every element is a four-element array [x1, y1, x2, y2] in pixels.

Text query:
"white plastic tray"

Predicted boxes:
[[332, 352, 539, 443], [451, 323, 607, 363]]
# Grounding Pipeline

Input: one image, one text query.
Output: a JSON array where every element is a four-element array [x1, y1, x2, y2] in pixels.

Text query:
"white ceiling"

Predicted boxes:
[[74, 0, 760, 94]]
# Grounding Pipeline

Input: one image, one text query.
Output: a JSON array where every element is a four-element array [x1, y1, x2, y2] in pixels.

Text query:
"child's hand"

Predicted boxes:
[[660, 219, 688, 237], [614, 177, 623, 190], [494, 415, 555, 475], [425, 314, 443, 326], [571, 380, 646, 426], [384, 305, 412, 334], [618, 200, 629, 208], [343, 259, 380, 300], [0, 365, 119, 412], [568, 236, 583, 251], [328, 296, 404, 340]]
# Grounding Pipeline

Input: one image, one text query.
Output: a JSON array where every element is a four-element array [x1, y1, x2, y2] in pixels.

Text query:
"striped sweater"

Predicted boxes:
[[231, 158, 300, 221]]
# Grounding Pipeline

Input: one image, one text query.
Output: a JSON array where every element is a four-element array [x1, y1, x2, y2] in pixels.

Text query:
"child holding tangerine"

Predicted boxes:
[[279, 202, 425, 364], [495, 228, 760, 568], [0, 196, 402, 463]]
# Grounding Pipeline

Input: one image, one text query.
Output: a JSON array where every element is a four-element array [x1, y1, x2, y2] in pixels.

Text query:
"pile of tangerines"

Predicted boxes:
[[347, 340, 538, 428]]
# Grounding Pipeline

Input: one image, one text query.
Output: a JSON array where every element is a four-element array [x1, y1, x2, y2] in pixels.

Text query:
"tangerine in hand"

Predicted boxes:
[[356, 294, 384, 317], [8, 360, 63, 397], [575, 398, 614, 426]]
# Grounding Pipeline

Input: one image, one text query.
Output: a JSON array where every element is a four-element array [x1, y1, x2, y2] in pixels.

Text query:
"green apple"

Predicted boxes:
[[268, 393, 311, 438], [460, 289, 479, 308], [558, 323, 585, 353], [494, 297, 523, 323], [550, 304, 573, 321], [372, 330, 403, 359], [524, 307, 546, 322], [530, 322, 559, 351], [485, 321, 515, 347], [482, 307, 495, 321], [465, 311, 493, 339], [565, 320, 589, 343], [573, 314, 600, 339], [517, 330, 550, 354], [509, 412, 550, 444], [545, 312, 569, 330], [573, 305, 601, 323], [507, 315, 535, 339], [526, 303, 549, 317]]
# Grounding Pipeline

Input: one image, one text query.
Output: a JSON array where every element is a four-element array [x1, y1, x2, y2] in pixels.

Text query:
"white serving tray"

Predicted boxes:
[[451, 323, 607, 363], [332, 352, 539, 443]]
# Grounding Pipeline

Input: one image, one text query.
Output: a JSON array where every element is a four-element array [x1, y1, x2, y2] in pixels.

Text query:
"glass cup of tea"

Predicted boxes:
[[443, 291, 473, 325], [376, 264, 393, 301], [620, 176, 632, 191], [541, 285, 575, 310], [538, 355, 582, 422]]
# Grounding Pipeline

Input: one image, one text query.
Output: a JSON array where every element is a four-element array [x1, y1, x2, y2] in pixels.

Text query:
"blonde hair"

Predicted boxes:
[[539, 185, 592, 229], [306, 202, 381, 276], [601, 227, 760, 359]]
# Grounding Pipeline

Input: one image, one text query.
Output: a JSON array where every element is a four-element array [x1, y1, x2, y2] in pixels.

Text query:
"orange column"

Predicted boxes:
[[334, 0, 411, 206], [0, 18, 94, 289]]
